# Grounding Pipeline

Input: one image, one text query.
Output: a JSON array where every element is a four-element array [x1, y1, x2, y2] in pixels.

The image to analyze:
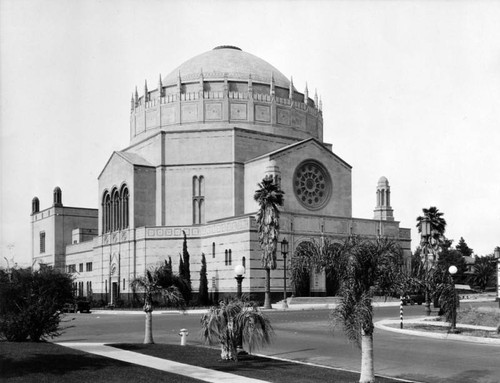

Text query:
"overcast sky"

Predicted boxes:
[[1, 0, 499, 267]]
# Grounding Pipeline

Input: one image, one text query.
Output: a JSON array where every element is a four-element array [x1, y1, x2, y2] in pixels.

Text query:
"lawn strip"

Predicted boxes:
[[0, 341, 203, 383], [113, 343, 404, 383]]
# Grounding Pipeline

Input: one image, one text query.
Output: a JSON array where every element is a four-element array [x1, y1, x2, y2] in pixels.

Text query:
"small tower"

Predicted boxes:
[[304, 83, 309, 105], [289, 77, 294, 99], [270, 72, 275, 97], [177, 71, 182, 95], [248, 74, 253, 94], [265, 160, 281, 189], [374, 177, 394, 221], [158, 74, 163, 98], [199, 68, 204, 93], [144, 80, 149, 102], [223, 73, 228, 95], [53, 186, 63, 207], [32, 197, 40, 215]]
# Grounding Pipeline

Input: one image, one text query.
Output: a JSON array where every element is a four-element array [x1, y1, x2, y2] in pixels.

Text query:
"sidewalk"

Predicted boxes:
[[91, 295, 496, 315], [57, 342, 270, 383]]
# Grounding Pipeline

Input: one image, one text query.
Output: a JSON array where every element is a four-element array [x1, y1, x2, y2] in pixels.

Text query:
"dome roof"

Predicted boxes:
[[163, 46, 291, 89], [377, 176, 389, 186]]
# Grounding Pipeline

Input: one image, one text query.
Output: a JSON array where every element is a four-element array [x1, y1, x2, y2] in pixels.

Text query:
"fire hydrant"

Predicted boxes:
[[179, 328, 189, 346]]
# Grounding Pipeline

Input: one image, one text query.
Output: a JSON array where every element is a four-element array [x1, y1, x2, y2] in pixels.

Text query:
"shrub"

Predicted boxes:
[[0, 267, 73, 342]]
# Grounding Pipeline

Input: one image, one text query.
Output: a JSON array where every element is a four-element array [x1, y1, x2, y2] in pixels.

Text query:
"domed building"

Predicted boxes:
[[31, 46, 411, 304]]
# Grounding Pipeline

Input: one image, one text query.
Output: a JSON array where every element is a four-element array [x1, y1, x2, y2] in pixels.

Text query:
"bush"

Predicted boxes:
[[0, 267, 73, 342]]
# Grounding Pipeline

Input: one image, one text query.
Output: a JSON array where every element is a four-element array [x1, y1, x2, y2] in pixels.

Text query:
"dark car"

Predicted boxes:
[[401, 293, 425, 306], [75, 300, 91, 313], [62, 300, 91, 313]]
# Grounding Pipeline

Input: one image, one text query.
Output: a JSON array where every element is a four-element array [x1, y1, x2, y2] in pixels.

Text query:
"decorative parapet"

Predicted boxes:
[[142, 216, 254, 240], [130, 86, 323, 143]]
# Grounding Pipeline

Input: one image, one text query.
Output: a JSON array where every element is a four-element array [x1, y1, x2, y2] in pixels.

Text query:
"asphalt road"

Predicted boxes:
[[57, 302, 500, 383]]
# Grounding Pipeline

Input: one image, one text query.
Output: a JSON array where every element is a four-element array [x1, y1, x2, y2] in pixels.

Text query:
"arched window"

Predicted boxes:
[[212, 242, 216, 259], [102, 192, 111, 233], [111, 189, 120, 231], [228, 249, 232, 266], [192, 176, 198, 197], [193, 200, 199, 224], [199, 199, 205, 224], [120, 185, 129, 229], [225, 249, 228, 266], [199, 176, 205, 197], [242, 256, 246, 269], [192, 175, 205, 224]]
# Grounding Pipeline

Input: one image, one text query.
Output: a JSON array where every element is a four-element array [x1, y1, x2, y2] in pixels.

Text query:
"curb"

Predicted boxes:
[[88, 298, 495, 315], [375, 317, 500, 345]]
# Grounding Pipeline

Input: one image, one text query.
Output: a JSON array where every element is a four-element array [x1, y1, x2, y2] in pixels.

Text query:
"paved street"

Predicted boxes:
[[57, 302, 500, 383]]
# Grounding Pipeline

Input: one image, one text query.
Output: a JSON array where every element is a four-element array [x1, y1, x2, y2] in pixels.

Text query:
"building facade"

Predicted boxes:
[[31, 46, 411, 304]]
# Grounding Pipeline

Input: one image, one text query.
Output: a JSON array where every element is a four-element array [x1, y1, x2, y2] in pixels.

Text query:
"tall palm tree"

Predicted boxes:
[[291, 236, 401, 383], [200, 297, 274, 361], [254, 176, 284, 309], [131, 263, 185, 344]]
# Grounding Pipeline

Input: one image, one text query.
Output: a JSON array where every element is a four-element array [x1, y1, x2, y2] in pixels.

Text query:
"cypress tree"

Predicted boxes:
[[178, 255, 184, 278], [182, 231, 191, 286], [198, 253, 209, 306]]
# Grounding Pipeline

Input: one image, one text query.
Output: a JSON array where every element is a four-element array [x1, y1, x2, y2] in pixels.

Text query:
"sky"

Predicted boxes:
[[1, 0, 499, 267]]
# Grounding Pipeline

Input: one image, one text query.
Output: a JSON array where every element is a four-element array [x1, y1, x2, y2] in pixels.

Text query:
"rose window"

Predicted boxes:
[[294, 161, 331, 210]]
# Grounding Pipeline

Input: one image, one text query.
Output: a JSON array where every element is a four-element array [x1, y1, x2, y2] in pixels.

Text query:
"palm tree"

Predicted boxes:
[[200, 297, 274, 361], [254, 176, 284, 309], [470, 256, 496, 291], [292, 236, 402, 383], [131, 263, 185, 344]]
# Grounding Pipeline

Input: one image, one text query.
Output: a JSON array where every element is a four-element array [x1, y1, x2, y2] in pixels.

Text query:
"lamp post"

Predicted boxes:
[[234, 265, 245, 299], [448, 265, 459, 333], [495, 247, 500, 308], [420, 217, 432, 316], [234, 264, 246, 355], [281, 238, 289, 309]]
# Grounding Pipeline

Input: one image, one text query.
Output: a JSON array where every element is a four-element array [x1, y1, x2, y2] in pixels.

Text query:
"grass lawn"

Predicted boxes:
[[0, 341, 409, 383], [0, 341, 202, 383], [113, 343, 406, 383]]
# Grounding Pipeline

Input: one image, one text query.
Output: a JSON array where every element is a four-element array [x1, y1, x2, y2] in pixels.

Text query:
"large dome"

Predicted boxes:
[[163, 46, 291, 89]]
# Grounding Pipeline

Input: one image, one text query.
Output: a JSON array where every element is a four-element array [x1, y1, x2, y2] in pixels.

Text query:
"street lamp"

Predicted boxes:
[[234, 265, 245, 299], [420, 217, 432, 316], [494, 247, 500, 308], [281, 238, 289, 309], [234, 264, 246, 355], [448, 265, 459, 333]]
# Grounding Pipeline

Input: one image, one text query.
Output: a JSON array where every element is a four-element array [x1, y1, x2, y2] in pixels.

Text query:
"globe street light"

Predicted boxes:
[[494, 247, 500, 308], [281, 238, 289, 309], [234, 265, 245, 299], [234, 264, 246, 355], [420, 217, 432, 316], [448, 265, 459, 333]]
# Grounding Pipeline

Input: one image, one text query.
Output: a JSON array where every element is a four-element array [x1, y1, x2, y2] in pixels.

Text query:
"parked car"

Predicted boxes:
[[75, 300, 91, 313], [401, 293, 425, 306], [62, 300, 91, 313]]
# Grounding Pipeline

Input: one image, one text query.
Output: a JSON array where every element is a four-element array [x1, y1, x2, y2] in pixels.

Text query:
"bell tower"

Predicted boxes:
[[374, 176, 394, 221]]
